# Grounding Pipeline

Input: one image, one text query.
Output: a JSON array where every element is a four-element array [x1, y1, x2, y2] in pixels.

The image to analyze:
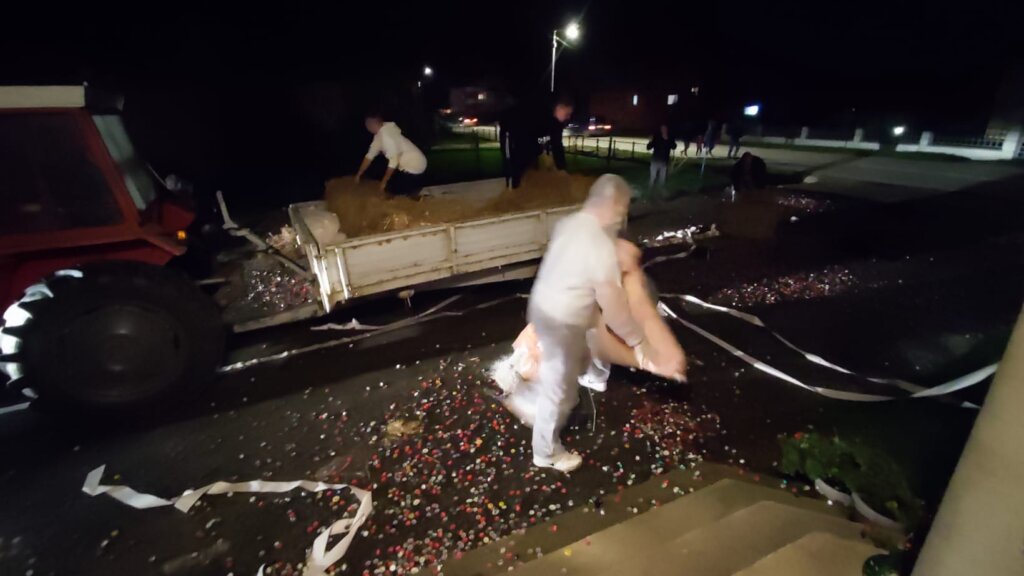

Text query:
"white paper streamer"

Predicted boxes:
[[223, 294, 526, 373], [82, 465, 372, 576], [311, 294, 464, 332], [658, 301, 995, 407], [642, 246, 696, 269], [0, 401, 31, 416], [658, 303, 893, 402], [670, 294, 927, 394]]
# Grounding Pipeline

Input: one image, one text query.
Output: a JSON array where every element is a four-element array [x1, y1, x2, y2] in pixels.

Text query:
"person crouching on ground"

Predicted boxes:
[[354, 111, 427, 196], [524, 174, 658, 472]]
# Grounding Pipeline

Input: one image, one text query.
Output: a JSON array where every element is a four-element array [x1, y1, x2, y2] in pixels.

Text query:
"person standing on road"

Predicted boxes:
[[726, 121, 745, 158], [498, 96, 574, 189], [526, 174, 655, 472], [355, 112, 427, 196], [704, 120, 718, 157], [646, 124, 676, 188]]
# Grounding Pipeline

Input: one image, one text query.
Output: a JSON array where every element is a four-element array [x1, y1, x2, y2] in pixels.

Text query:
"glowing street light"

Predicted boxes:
[[565, 22, 580, 41], [423, 66, 433, 77], [892, 125, 906, 137], [551, 21, 581, 92]]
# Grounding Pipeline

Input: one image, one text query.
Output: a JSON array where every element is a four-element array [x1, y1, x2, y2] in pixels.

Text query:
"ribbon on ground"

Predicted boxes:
[[668, 294, 926, 394], [82, 465, 372, 576], [657, 301, 994, 407], [311, 293, 464, 332], [222, 294, 527, 372], [667, 294, 998, 402]]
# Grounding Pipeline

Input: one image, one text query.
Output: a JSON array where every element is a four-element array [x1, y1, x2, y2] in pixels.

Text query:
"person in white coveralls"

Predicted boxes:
[[524, 174, 663, 472]]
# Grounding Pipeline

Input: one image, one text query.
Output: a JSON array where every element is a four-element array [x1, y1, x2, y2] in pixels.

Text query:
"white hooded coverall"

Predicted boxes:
[[527, 211, 643, 460]]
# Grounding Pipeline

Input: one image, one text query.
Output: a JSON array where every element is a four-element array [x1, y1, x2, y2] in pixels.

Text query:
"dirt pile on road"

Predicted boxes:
[[324, 171, 594, 238]]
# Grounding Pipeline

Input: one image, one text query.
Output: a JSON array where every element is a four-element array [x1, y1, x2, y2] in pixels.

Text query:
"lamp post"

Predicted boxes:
[[551, 21, 580, 92]]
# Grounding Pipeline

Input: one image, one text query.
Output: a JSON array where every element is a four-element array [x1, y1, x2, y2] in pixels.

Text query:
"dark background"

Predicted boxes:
[[1, 1, 1020, 207]]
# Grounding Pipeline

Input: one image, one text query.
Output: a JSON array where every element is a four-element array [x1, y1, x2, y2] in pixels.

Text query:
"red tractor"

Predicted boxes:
[[0, 86, 225, 411]]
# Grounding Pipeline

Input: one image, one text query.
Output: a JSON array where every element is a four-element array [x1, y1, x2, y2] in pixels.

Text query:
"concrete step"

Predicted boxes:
[[732, 531, 881, 576], [494, 477, 846, 576], [641, 501, 867, 576]]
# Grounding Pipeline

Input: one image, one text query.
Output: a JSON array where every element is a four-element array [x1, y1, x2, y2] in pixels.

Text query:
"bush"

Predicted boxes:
[[777, 431, 923, 528]]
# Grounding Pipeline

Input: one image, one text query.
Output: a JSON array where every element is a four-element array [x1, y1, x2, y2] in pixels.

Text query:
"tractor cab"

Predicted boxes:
[[0, 86, 223, 411]]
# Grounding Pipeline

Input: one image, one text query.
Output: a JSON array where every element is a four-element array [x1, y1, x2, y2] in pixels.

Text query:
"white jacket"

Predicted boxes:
[[365, 122, 427, 175], [529, 211, 643, 347]]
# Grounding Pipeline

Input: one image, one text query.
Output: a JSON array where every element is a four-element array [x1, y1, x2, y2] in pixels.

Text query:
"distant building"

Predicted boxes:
[[449, 84, 512, 123], [588, 86, 703, 133]]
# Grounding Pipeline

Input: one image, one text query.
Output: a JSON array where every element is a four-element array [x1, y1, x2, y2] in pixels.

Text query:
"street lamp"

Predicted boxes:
[[892, 125, 906, 137], [565, 22, 580, 41], [551, 21, 581, 92], [423, 66, 433, 77]]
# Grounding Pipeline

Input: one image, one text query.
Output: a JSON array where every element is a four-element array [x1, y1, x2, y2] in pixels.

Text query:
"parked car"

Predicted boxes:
[[565, 116, 613, 136]]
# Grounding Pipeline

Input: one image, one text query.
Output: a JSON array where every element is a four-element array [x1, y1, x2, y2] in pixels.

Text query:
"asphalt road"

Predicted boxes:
[[2, 178, 1023, 576]]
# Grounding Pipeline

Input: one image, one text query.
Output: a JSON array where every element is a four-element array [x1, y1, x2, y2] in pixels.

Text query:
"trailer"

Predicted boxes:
[[289, 183, 577, 313]]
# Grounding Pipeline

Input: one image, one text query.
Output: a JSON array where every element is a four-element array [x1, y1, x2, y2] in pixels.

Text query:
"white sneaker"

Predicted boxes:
[[578, 372, 608, 392], [533, 451, 583, 472]]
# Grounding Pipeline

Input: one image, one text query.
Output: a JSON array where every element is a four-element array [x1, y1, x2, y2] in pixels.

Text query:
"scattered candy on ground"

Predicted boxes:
[[708, 265, 860, 308], [247, 358, 720, 575]]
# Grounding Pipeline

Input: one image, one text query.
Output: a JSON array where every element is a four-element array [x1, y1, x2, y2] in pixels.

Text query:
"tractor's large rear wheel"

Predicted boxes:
[[1, 261, 224, 411]]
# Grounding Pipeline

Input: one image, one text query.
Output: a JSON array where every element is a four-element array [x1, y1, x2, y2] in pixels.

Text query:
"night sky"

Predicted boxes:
[[3, 1, 1018, 124]]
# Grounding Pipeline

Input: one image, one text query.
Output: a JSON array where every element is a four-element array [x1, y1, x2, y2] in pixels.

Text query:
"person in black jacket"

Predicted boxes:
[[726, 120, 745, 158], [498, 96, 574, 189], [730, 152, 768, 192], [646, 124, 677, 187]]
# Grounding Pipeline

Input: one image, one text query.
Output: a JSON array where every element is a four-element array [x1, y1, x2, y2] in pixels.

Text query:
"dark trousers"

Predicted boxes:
[[728, 138, 742, 158], [387, 171, 423, 197], [500, 130, 530, 189]]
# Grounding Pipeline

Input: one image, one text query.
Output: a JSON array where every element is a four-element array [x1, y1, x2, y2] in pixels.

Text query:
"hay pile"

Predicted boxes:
[[324, 170, 594, 238]]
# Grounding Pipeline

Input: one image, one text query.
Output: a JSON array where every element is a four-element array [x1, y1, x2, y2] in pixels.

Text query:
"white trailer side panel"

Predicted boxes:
[[289, 191, 579, 312]]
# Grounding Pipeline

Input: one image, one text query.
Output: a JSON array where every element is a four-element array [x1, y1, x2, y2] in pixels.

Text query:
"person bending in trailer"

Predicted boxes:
[[498, 96, 574, 189], [355, 112, 428, 196]]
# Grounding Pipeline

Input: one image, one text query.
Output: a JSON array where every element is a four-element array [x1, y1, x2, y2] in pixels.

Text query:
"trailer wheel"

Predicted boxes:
[[1, 261, 224, 411]]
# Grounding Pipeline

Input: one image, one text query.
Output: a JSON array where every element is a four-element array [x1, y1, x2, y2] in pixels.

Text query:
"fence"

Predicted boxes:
[[746, 126, 880, 151], [897, 129, 1022, 160], [449, 124, 498, 141], [931, 131, 1007, 150], [449, 123, 1024, 162]]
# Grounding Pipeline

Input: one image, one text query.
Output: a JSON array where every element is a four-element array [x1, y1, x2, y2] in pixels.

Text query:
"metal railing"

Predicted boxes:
[[932, 131, 1007, 149], [448, 124, 499, 141]]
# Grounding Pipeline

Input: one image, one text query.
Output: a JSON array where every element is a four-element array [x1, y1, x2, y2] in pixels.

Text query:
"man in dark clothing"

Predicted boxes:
[[646, 124, 677, 187], [499, 97, 574, 189], [730, 152, 768, 192], [726, 121, 745, 158], [704, 120, 718, 157]]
